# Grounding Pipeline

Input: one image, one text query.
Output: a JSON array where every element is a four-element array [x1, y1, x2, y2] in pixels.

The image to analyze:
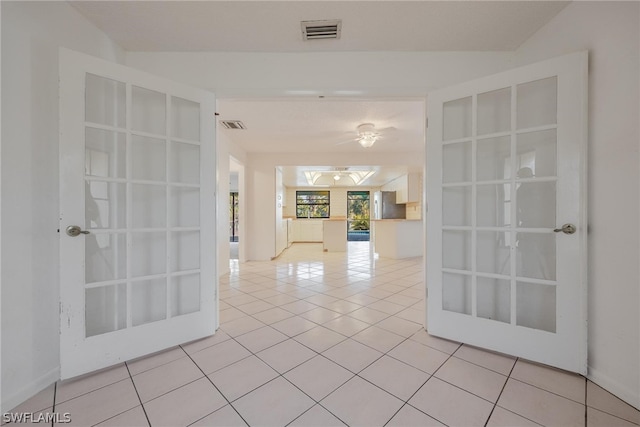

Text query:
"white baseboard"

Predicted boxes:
[[588, 365, 640, 411], [1, 367, 59, 413]]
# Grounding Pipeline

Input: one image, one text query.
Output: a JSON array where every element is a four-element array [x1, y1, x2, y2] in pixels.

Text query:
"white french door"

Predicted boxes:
[[59, 49, 217, 379], [426, 52, 587, 373]]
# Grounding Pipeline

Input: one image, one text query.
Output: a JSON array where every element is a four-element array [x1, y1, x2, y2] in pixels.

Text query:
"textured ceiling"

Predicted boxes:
[[69, 1, 569, 52]]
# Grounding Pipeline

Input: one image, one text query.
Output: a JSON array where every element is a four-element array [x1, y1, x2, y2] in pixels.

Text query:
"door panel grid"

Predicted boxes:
[[84, 75, 203, 336], [60, 48, 216, 379], [427, 52, 587, 374]]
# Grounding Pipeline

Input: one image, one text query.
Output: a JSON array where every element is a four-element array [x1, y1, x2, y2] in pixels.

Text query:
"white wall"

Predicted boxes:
[[126, 51, 512, 98], [0, 1, 125, 412], [513, 1, 640, 409]]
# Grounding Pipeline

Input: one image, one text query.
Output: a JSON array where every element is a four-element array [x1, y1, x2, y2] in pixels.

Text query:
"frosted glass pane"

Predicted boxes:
[[477, 278, 510, 323], [170, 187, 200, 227], [171, 274, 200, 317], [171, 231, 200, 272], [86, 233, 126, 283], [477, 136, 511, 181], [85, 128, 125, 178], [516, 282, 556, 333], [169, 142, 200, 184], [516, 181, 555, 228], [477, 184, 510, 227], [477, 231, 510, 275], [478, 87, 511, 135], [85, 74, 125, 127], [443, 97, 471, 141], [132, 184, 166, 228], [517, 77, 557, 129], [86, 283, 126, 337], [86, 181, 125, 229], [132, 86, 166, 135], [442, 273, 471, 315], [442, 231, 471, 271], [517, 232, 556, 281], [443, 142, 471, 183], [171, 97, 200, 141], [132, 278, 167, 326], [132, 135, 166, 181], [443, 186, 471, 226], [517, 130, 557, 178], [131, 232, 166, 277]]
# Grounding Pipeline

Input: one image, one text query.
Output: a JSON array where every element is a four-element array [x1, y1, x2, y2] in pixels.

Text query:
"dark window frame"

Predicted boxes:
[[296, 190, 330, 218]]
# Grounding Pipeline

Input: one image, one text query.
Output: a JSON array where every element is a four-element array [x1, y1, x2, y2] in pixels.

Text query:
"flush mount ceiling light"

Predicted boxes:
[[333, 174, 341, 180]]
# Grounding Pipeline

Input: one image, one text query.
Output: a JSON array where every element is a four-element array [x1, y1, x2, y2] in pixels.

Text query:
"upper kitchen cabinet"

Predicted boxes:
[[382, 173, 422, 204]]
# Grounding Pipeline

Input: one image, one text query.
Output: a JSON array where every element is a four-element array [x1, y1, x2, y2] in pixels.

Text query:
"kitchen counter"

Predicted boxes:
[[372, 219, 424, 259]]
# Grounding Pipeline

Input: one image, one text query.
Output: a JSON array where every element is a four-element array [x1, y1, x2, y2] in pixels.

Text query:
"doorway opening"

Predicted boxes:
[[347, 190, 370, 241]]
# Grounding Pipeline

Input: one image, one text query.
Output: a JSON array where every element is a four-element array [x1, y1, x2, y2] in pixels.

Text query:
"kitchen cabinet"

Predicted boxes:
[[381, 173, 422, 204], [292, 220, 323, 242]]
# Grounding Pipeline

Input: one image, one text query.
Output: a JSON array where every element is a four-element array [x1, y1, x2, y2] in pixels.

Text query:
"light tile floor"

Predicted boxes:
[[7, 243, 640, 426]]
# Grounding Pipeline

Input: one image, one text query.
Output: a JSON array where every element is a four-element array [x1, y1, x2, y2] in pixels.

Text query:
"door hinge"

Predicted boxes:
[[425, 117, 429, 128]]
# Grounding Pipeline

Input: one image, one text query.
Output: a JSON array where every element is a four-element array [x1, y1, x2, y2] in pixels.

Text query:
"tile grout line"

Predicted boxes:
[[123, 362, 152, 427], [181, 346, 251, 427]]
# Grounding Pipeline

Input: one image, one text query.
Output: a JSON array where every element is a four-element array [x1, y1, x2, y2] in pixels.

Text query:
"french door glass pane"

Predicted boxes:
[[132, 135, 166, 181], [85, 128, 126, 178], [443, 273, 472, 315], [477, 136, 511, 181], [171, 96, 200, 141], [477, 277, 510, 323], [131, 232, 166, 277], [443, 186, 471, 226], [85, 74, 126, 127], [171, 274, 200, 317], [477, 87, 511, 135], [516, 77, 557, 129], [132, 184, 166, 228], [85, 233, 126, 283], [516, 129, 557, 178], [442, 230, 472, 271], [477, 231, 510, 275], [169, 142, 200, 184], [171, 231, 200, 272], [86, 284, 126, 337], [443, 142, 471, 183], [132, 278, 167, 326], [515, 181, 556, 228], [170, 187, 200, 227], [132, 86, 166, 135], [85, 181, 126, 229], [516, 282, 556, 333], [516, 232, 556, 281], [443, 97, 472, 141], [477, 184, 510, 227]]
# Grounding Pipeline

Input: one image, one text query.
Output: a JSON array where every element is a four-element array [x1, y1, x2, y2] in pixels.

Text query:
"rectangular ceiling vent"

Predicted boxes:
[[220, 120, 246, 130], [301, 19, 342, 41]]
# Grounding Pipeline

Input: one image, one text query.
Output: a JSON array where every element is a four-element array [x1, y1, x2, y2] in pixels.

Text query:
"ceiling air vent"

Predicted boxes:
[[220, 120, 246, 130], [301, 19, 342, 41]]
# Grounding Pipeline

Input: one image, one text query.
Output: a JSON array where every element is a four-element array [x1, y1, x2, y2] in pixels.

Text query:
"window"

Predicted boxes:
[[296, 190, 330, 218]]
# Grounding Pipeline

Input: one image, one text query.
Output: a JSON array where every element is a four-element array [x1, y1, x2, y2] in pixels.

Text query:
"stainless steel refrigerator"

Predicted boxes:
[[373, 191, 406, 219]]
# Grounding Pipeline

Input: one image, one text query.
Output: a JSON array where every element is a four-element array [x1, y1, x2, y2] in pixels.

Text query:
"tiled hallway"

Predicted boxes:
[[8, 243, 640, 426]]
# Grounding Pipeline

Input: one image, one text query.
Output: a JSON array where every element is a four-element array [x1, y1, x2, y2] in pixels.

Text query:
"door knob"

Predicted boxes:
[[66, 225, 90, 237], [553, 223, 576, 235]]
